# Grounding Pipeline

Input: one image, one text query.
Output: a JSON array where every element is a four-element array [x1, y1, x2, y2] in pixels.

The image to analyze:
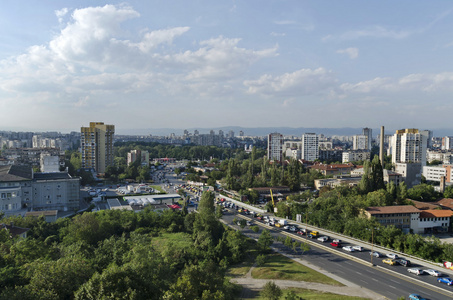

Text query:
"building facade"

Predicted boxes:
[[301, 133, 319, 161], [127, 150, 150, 166], [390, 128, 428, 166], [81, 122, 115, 174], [342, 149, 371, 163], [267, 132, 283, 162]]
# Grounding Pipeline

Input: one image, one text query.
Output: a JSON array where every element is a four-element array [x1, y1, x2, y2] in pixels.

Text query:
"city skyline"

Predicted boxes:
[[1, 1, 453, 132]]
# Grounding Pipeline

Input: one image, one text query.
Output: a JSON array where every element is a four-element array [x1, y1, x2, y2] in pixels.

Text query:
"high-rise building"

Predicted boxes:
[[442, 136, 453, 150], [390, 129, 428, 166], [352, 135, 367, 150], [302, 133, 319, 161], [81, 122, 115, 173], [267, 132, 283, 162], [127, 150, 149, 166], [362, 127, 373, 150]]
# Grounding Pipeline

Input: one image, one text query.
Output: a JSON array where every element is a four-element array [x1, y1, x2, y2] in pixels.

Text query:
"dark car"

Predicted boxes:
[[395, 258, 411, 267]]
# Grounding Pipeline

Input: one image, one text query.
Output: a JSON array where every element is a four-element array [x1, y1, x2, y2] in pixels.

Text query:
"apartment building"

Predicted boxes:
[[301, 133, 319, 161], [81, 122, 115, 174], [342, 149, 371, 163], [267, 132, 283, 162]]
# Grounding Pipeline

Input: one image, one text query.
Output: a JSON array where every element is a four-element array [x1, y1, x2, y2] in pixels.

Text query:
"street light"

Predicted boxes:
[[367, 226, 379, 266]]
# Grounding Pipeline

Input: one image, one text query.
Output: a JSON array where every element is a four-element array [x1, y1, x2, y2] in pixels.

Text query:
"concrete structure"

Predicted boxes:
[[301, 133, 319, 161], [0, 165, 80, 214], [309, 163, 356, 176], [379, 126, 385, 168], [267, 132, 283, 162], [342, 150, 370, 163], [427, 150, 453, 164], [390, 128, 428, 166], [352, 135, 367, 150], [319, 149, 343, 163], [423, 165, 453, 184], [383, 169, 403, 186], [394, 162, 422, 188], [127, 149, 150, 166], [442, 136, 453, 150], [81, 122, 115, 174], [314, 177, 361, 190], [40, 153, 60, 172], [362, 127, 373, 150]]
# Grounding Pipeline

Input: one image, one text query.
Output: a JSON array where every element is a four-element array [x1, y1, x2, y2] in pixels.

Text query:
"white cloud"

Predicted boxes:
[[336, 47, 358, 59], [323, 25, 411, 41], [55, 8, 69, 24], [244, 68, 337, 96], [271, 32, 286, 37]]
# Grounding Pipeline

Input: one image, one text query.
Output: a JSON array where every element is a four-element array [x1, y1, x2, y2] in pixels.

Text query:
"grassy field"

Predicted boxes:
[[243, 287, 369, 300], [251, 253, 343, 286], [151, 232, 193, 250], [150, 185, 166, 193]]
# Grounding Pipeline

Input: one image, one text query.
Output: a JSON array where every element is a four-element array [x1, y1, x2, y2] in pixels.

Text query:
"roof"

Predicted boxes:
[[0, 165, 33, 182], [366, 205, 421, 215], [310, 163, 355, 171], [419, 210, 453, 218], [33, 172, 72, 180], [1, 223, 30, 237], [410, 200, 440, 210], [25, 210, 58, 217], [435, 198, 453, 210]]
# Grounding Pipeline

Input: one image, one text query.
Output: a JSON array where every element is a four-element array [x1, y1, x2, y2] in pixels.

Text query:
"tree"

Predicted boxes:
[[257, 229, 273, 252], [407, 184, 440, 202], [445, 185, 453, 199], [261, 281, 282, 300]]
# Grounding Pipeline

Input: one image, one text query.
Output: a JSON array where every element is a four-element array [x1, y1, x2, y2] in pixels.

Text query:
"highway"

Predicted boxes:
[[221, 208, 453, 300]]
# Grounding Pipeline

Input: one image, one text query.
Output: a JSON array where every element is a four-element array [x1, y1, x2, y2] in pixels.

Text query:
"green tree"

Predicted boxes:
[[444, 185, 453, 199], [257, 229, 273, 253], [261, 281, 282, 300]]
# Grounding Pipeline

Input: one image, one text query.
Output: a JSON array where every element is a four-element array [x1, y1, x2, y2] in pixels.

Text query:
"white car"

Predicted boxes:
[[386, 253, 399, 259], [352, 245, 364, 252], [283, 225, 290, 230], [333, 239, 342, 243], [342, 246, 354, 252], [289, 226, 297, 232], [369, 251, 381, 257], [246, 221, 252, 226], [317, 236, 329, 242], [407, 268, 424, 276], [424, 269, 442, 277]]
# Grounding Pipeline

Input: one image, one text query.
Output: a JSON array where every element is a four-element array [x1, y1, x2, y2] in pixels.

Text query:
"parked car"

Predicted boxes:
[[352, 245, 364, 252], [386, 253, 399, 259], [438, 277, 453, 286], [424, 269, 441, 277], [330, 242, 341, 248], [407, 268, 424, 275], [395, 258, 411, 267], [342, 246, 354, 252], [382, 258, 397, 266], [317, 236, 329, 242], [408, 294, 427, 300], [369, 251, 381, 257]]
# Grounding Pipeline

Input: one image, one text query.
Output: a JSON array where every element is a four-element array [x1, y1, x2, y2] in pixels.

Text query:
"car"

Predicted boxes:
[[283, 225, 290, 230], [395, 258, 411, 267], [317, 236, 329, 242], [438, 277, 453, 286], [352, 245, 364, 252], [386, 253, 399, 259], [408, 294, 427, 300], [424, 269, 442, 277], [332, 239, 341, 243], [330, 242, 341, 248], [296, 230, 305, 236], [343, 246, 355, 252], [382, 258, 397, 266], [289, 226, 297, 232], [369, 251, 381, 257], [246, 221, 252, 226], [310, 231, 319, 237], [407, 268, 424, 275]]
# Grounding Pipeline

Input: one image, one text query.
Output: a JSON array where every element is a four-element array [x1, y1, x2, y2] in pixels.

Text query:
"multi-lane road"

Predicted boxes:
[[221, 207, 453, 300]]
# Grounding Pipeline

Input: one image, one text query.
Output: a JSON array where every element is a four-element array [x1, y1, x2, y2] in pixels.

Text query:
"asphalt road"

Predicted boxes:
[[222, 209, 453, 300]]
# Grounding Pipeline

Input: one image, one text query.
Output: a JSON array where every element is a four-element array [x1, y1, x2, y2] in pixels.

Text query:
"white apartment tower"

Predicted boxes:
[[81, 122, 115, 174], [353, 135, 368, 150], [442, 136, 453, 150], [302, 133, 319, 161], [267, 133, 283, 162], [390, 129, 428, 166]]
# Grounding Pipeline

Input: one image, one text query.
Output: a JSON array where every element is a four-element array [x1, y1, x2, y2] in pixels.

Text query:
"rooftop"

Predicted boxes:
[[0, 165, 33, 182], [419, 210, 453, 218], [34, 172, 72, 180], [366, 205, 421, 215]]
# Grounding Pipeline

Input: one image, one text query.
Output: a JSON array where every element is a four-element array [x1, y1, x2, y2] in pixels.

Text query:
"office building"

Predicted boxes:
[[301, 133, 319, 161], [81, 122, 115, 174], [267, 132, 283, 162]]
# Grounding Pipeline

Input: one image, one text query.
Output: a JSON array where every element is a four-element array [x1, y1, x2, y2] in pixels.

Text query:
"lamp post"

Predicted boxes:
[[370, 227, 374, 266]]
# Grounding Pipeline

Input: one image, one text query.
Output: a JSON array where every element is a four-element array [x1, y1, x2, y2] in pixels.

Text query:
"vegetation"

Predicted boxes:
[[0, 192, 249, 300]]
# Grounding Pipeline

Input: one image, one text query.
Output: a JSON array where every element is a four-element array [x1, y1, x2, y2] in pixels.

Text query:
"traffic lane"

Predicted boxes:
[[222, 212, 452, 300]]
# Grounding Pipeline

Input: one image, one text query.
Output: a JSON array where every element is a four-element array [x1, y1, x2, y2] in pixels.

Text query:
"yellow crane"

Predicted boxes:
[[270, 188, 275, 207]]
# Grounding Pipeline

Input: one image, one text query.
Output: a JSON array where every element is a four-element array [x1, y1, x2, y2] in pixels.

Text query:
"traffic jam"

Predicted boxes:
[[219, 199, 453, 291]]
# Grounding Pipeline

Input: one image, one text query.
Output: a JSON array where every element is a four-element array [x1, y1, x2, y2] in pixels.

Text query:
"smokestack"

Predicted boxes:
[[379, 126, 385, 168]]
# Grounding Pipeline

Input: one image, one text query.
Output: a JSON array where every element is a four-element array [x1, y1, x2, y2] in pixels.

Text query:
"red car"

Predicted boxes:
[[296, 230, 305, 235], [330, 242, 341, 248]]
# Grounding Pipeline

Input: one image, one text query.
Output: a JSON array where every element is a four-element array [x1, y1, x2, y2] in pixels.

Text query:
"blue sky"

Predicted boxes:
[[1, 1, 453, 134]]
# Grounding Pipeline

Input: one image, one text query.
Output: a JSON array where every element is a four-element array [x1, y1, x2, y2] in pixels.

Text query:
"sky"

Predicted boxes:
[[1, 1, 453, 134]]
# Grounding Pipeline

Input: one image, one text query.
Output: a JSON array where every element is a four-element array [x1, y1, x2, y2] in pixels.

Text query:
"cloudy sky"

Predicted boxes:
[[1, 1, 453, 134]]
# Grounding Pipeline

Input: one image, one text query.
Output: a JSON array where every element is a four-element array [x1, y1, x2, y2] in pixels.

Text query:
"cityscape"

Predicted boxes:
[[2, 1, 453, 300]]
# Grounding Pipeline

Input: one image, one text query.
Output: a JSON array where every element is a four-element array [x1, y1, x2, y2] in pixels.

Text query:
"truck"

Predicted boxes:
[[277, 219, 287, 227]]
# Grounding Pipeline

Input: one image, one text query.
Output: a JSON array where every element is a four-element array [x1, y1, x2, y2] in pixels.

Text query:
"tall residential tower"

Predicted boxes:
[[81, 122, 115, 173]]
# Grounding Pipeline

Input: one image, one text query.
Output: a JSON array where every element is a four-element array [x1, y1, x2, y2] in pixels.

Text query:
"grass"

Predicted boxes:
[[151, 232, 193, 250], [243, 287, 369, 300], [150, 185, 166, 193], [252, 253, 343, 286]]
